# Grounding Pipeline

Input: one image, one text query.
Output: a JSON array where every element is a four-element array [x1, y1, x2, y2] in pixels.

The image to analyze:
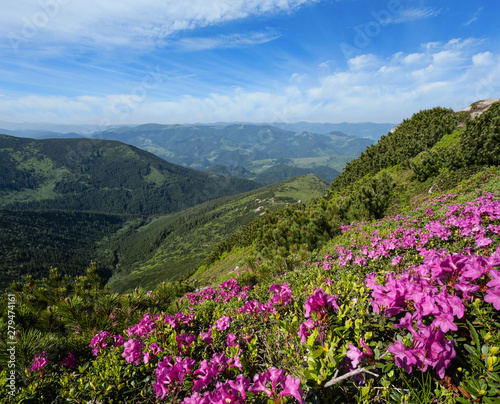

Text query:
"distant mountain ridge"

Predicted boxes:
[[267, 122, 396, 140], [0, 122, 378, 185], [91, 123, 373, 169]]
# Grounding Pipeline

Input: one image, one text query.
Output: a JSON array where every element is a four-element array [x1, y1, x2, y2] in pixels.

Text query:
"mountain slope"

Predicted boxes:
[[105, 175, 330, 293], [0, 134, 260, 215], [190, 101, 500, 285], [255, 164, 340, 185], [0, 210, 127, 290]]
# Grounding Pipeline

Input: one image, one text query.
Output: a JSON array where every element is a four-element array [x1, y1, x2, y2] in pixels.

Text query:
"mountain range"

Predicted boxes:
[[3, 100, 500, 403], [90, 123, 374, 171], [0, 122, 385, 185]]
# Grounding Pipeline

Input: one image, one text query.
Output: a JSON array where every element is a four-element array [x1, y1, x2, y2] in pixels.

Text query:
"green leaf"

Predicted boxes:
[[312, 347, 325, 359], [487, 372, 500, 383], [467, 320, 481, 355]]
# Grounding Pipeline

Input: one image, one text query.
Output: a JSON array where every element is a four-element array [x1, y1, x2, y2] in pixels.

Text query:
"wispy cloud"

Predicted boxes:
[[391, 7, 441, 24], [463, 7, 483, 26], [2, 0, 319, 54], [171, 30, 282, 52]]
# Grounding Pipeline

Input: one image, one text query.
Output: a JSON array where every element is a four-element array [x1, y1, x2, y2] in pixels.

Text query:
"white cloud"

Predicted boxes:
[[1, 37, 499, 125], [464, 7, 483, 26], [348, 54, 380, 71], [432, 50, 463, 66], [403, 53, 425, 65], [2, 0, 319, 52], [472, 51, 494, 67]]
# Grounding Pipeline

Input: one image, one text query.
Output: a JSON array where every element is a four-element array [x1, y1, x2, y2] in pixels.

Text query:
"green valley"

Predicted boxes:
[[104, 175, 330, 293]]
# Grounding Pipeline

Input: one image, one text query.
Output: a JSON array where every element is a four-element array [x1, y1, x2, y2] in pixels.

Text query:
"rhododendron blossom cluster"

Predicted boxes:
[[366, 247, 500, 378], [186, 279, 252, 305]]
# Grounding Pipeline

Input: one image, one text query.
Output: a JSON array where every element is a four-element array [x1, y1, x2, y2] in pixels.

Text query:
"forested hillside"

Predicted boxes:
[[0, 135, 259, 215], [0, 210, 126, 290], [1, 100, 500, 403]]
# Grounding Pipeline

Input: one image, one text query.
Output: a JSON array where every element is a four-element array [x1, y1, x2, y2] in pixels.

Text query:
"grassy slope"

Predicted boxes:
[[106, 175, 330, 293], [189, 104, 495, 286], [244, 155, 354, 174]]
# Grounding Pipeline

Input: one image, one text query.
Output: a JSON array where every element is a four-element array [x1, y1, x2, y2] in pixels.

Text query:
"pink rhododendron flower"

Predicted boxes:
[[228, 374, 251, 400], [122, 338, 145, 365], [346, 338, 373, 368], [89, 330, 111, 356], [193, 360, 219, 392], [280, 375, 304, 404], [484, 288, 500, 310], [154, 356, 196, 400], [113, 334, 124, 347], [268, 282, 292, 306], [30, 351, 49, 372], [148, 342, 162, 355], [248, 372, 272, 396], [304, 288, 339, 318], [126, 313, 155, 338], [200, 328, 213, 345], [346, 344, 364, 368], [298, 319, 315, 343], [215, 315, 232, 331], [267, 367, 286, 391], [227, 333, 238, 347]]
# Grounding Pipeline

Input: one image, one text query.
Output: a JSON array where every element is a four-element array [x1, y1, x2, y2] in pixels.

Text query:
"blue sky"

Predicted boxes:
[[0, 0, 499, 126]]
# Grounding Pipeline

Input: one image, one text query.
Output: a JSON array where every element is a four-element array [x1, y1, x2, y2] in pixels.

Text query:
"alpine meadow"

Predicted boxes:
[[1, 99, 500, 403]]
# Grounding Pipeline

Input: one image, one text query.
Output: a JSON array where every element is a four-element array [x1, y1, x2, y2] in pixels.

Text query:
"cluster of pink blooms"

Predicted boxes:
[[186, 279, 253, 306], [152, 346, 303, 403], [84, 277, 306, 403], [238, 282, 292, 317], [298, 288, 339, 343], [365, 246, 500, 378], [334, 189, 500, 379], [89, 330, 112, 356], [122, 338, 145, 365], [181, 367, 303, 404], [328, 192, 500, 271], [346, 338, 373, 369], [30, 351, 49, 372], [89, 330, 124, 356], [154, 355, 196, 399], [61, 351, 77, 369]]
